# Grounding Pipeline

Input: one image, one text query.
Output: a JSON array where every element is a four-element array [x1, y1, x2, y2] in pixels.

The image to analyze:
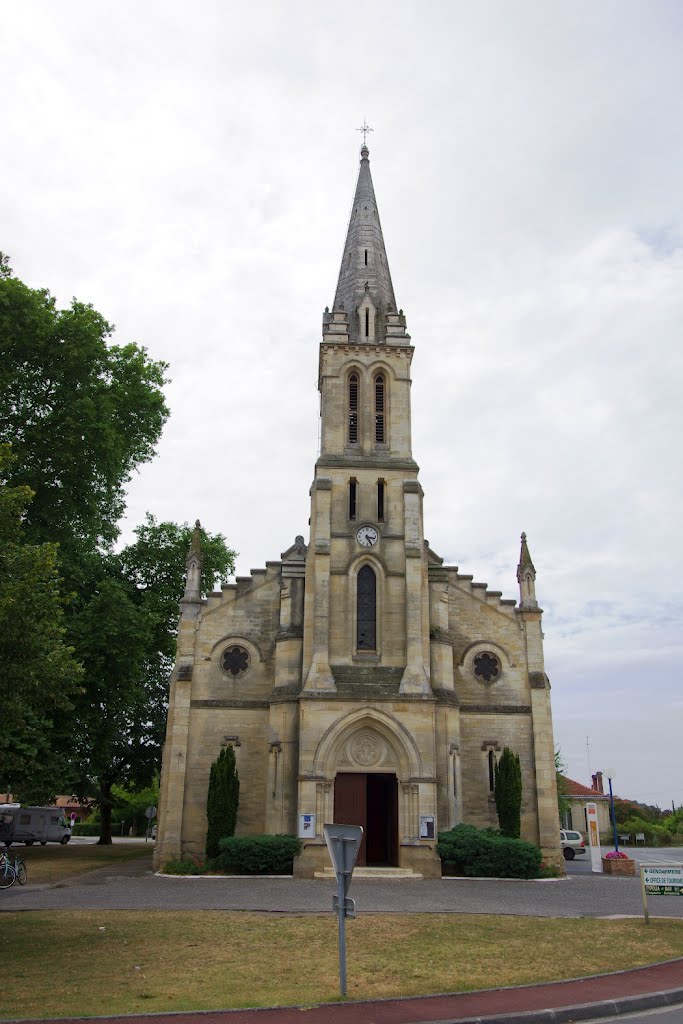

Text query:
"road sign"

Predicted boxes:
[[144, 806, 157, 820], [324, 823, 363, 898], [640, 864, 683, 924]]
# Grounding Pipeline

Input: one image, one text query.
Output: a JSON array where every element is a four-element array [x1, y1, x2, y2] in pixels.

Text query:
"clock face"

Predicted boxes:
[[356, 525, 378, 547]]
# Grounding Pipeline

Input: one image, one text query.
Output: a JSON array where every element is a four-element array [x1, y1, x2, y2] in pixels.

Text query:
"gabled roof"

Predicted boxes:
[[559, 774, 609, 799]]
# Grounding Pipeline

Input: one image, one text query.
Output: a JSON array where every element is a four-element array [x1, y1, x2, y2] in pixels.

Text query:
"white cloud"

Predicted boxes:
[[2, 0, 682, 807]]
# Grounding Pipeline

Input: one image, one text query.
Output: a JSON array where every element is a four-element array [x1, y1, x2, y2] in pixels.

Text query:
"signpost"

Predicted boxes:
[[323, 823, 363, 998], [585, 801, 602, 873], [640, 864, 683, 924], [144, 805, 157, 843]]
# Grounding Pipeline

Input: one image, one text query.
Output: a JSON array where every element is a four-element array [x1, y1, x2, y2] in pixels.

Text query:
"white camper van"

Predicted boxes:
[[0, 806, 72, 846]]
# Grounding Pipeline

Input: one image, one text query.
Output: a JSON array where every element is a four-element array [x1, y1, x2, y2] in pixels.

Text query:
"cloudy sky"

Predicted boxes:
[[3, 1, 682, 809]]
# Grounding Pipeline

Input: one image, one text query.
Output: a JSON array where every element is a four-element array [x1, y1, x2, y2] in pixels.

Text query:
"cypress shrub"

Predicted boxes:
[[205, 745, 240, 859], [437, 823, 541, 879], [212, 834, 302, 875], [494, 746, 522, 838]]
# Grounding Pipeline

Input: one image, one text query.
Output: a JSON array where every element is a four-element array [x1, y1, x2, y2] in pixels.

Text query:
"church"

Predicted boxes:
[[155, 144, 561, 876]]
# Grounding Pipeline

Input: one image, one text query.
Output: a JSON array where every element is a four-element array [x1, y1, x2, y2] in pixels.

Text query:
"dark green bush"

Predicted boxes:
[[212, 835, 302, 875], [437, 823, 542, 879], [71, 822, 101, 836]]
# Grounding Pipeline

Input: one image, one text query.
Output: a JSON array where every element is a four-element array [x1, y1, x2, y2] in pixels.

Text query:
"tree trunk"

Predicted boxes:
[[97, 779, 114, 845]]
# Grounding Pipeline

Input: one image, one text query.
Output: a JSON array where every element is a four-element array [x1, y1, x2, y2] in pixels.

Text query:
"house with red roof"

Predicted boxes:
[[559, 771, 611, 836]]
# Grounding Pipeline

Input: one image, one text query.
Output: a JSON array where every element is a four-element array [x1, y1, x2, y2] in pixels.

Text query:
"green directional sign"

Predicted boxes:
[[642, 865, 683, 894], [640, 864, 683, 923]]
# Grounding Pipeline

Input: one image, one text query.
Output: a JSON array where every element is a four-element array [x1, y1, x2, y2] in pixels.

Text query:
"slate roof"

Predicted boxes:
[[332, 144, 398, 343]]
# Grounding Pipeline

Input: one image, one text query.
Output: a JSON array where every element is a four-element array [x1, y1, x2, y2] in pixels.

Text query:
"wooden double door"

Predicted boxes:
[[334, 772, 399, 867]]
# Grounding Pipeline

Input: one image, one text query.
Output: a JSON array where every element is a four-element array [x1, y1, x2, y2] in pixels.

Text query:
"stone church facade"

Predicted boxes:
[[155, 145, 561, 876]]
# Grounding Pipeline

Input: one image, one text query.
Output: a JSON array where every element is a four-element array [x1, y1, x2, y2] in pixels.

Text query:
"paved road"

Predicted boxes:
[[566, 847, 683, 875], [3, 850, 683, 918]]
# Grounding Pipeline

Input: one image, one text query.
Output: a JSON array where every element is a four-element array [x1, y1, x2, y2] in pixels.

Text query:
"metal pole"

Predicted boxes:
[[640, 866, 650, 925], [337, 872, 347, 997], [608, 776, 619, 853]]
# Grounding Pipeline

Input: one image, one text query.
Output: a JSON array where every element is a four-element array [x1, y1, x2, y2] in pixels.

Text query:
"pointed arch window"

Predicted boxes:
[[357, 565, 376, 651], [374, 374, 385, 444], [348, 373, 359, 445]]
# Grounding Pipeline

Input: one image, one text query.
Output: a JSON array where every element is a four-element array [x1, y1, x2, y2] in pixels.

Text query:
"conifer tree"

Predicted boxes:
[[205, 746, 240, 858], [494, 746, 522, 838]]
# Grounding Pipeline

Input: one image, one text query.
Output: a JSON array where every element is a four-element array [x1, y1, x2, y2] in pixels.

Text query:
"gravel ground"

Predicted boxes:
[[2, 853, 683, 919]]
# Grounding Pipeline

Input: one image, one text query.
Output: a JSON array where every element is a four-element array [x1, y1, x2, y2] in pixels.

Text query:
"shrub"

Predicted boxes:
[[437, 823, 542, 879], [161, 855, 207, 875], [212, 835, 302, 875], [206, 745, 239, 859], [71, 822, 102, 836], [494, 747, 522, 839]]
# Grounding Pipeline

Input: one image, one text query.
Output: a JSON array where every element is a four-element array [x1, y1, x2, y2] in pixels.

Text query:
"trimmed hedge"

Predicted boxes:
[[437, 823, 542, 879], [212, 835, 302, 875], [71, 822, 101, 836]]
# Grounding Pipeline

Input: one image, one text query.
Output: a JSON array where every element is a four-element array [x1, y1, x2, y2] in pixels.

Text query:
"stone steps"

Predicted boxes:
[[314, 866, 423, 880]]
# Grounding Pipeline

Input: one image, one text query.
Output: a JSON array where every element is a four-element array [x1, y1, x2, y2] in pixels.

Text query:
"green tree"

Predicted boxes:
[[67, 521, 235, 844], [0, 256, 169, 565], [555, 748, 571, 826], [0, 444, 83, 794], [206, 746, 240, 859], [0, 258, 236, 835], [494, 747, 522, 839], [110, 778, 160, 835]]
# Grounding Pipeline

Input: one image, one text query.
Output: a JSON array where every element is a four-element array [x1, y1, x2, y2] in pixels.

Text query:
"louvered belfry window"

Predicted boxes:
[[348, 373, 359, 444], [357, 565, 377, 650], [374, 374, 385, 444]]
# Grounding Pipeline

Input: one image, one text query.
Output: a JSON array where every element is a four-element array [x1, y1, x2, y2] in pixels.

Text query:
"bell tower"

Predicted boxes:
[[302, 144, 431, 695]]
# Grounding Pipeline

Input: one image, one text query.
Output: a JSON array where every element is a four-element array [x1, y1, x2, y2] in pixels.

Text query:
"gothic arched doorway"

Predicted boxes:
[[334, 772, 398, 866]]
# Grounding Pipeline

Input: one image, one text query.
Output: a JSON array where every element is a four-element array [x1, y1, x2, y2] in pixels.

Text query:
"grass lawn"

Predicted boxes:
[[1, 911, 682, 1019], [7, 843, 151, 885]]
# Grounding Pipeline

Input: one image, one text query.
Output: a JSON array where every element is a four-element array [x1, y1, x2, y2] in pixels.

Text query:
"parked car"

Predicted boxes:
[[560, 829, 586, 860], [150, 824, 157, 840]]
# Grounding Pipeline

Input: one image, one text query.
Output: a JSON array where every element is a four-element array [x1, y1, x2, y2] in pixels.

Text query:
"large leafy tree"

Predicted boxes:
[[0, 444, 83, 795], [0, 252, 168, 581], [0, 256, 236, 838], [66, 519, 235, 843]]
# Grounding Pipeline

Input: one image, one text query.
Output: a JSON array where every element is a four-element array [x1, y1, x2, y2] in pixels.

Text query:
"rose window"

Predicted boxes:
[[473, 651, 501, 684], [220, 645, 250, 678]]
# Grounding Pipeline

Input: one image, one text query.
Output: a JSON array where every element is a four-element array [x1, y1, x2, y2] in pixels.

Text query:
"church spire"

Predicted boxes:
[[183, 519, 203, 602], [517, 532, 538, 609], [330, 144, 400, 344]]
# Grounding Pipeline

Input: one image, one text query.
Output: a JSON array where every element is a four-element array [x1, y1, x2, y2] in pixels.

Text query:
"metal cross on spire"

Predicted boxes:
[[356, 119, 374, 145]]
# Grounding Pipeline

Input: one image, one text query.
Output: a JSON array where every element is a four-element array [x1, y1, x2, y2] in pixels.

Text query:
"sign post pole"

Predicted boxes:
[[323, 823, 363, 999], [337, 866, 348, 995]]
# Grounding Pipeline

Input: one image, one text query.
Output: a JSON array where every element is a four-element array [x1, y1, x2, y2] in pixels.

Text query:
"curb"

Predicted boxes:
[[449, 985, 683, 1023]]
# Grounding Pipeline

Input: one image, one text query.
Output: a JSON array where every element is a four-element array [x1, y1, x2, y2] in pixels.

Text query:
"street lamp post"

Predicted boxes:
[[606, 771, 619, 854]]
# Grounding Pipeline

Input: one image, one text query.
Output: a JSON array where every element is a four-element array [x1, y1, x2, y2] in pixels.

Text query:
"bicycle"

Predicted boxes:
[[11, 852, 27, 885], [0, 849, 16, 889]]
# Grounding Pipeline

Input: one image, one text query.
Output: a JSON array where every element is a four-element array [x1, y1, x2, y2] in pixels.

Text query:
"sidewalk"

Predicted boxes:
[[12, 957, 683, 1024]]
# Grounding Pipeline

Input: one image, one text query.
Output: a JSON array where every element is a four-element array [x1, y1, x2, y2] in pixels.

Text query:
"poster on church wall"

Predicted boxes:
[[419, 815, 435, 839], [585, 802, 602, 873], [298, 813, 316, 839]]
